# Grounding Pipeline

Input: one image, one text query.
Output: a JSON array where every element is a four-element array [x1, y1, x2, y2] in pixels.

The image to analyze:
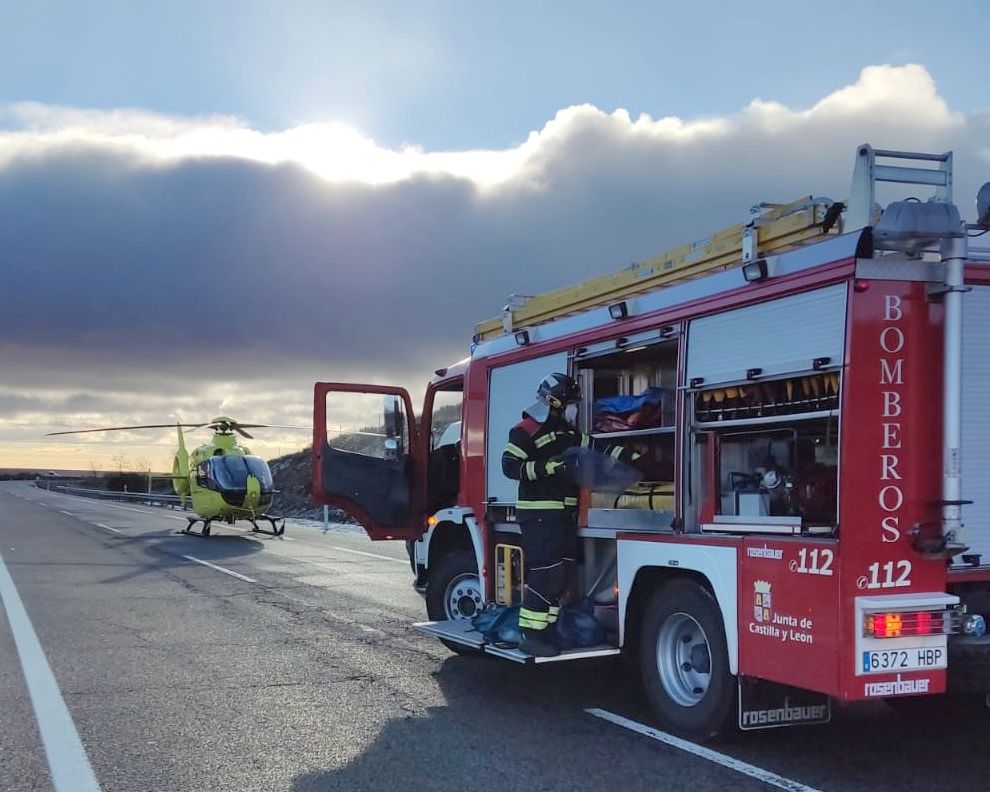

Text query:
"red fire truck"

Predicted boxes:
[[312, 144, 990, 737]]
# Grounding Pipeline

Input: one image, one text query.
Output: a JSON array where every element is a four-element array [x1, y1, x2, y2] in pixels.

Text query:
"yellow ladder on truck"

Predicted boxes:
[[475, 195, 840, 340]]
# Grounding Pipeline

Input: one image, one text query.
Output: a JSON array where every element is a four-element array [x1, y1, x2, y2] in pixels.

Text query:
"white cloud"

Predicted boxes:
[[0, 101, 532, 186], [1, 64, 975, 189]]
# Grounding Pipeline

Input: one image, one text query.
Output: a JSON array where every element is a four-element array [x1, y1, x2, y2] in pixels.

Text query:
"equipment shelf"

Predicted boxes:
[[591, 426, 674, 439]]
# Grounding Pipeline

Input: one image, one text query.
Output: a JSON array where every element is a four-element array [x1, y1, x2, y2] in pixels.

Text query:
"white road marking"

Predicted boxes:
[[0, 549, 102, 791], [104, 503, 156, 515], [323, 544, 407, 564], [585, 709, 824, 792], [95, 523, 123, 534], [59, 510, 74, 517], [181, 555, 257, 583]]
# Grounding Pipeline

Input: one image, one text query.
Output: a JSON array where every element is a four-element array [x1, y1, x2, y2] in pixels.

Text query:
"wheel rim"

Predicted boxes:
[[444, 573, 483, 620], [656, 612, 712, 707]]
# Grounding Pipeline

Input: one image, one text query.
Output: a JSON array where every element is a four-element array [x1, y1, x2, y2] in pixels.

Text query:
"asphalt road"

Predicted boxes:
[[2, 481, 988, 792]]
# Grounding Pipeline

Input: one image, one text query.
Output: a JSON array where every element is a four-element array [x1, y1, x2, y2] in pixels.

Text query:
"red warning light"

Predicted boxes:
[[865, 613, 902, 637], [865, 610, 948, 638]]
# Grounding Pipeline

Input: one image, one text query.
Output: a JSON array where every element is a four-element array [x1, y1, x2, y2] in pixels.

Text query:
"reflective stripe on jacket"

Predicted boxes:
[[501, 413, 638, 509]]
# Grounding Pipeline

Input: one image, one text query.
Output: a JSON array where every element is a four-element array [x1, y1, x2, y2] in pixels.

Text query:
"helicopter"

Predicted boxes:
[[46, 417, 302, 537]]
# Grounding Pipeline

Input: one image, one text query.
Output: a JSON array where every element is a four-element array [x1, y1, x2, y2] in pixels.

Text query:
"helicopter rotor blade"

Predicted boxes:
[[228, 423, 310, 430], [46, 423, 204, 436], [46, 419, 308, 438]]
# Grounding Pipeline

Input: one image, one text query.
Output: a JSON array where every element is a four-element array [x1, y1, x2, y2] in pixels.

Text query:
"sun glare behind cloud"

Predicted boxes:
[[2, 63, 966, 191]]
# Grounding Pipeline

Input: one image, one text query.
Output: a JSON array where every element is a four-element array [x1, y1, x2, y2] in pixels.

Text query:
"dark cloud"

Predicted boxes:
[[1, 65, 988, 466]]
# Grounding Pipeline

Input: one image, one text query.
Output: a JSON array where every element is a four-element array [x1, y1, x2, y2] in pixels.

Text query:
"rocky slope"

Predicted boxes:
[[268, 447, 356, 522]]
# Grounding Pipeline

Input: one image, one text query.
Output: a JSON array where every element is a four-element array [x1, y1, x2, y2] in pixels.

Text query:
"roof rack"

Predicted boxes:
[[475, 194, 839, 340]]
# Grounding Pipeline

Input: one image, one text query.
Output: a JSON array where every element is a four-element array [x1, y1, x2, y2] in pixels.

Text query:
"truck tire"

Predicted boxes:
[[426, 550, 483, 655], [640, 579, 734, 739]]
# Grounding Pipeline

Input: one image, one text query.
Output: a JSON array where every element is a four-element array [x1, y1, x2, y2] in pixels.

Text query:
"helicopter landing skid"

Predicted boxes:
[[248, 516, 285, 537], [181, 518, 214, 537]]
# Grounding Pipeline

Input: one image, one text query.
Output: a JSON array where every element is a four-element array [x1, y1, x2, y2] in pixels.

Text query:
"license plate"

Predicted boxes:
[[862, 646, 946, 674]]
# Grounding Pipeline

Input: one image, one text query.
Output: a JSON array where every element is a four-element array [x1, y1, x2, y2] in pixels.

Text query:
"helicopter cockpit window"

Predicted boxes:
[[199, 455, 274, 493]]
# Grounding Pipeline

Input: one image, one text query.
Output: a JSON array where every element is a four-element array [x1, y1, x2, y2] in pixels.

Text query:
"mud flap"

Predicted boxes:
[[737, 678, 831, 730]]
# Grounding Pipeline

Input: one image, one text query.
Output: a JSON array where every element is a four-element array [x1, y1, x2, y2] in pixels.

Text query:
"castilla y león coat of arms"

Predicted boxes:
[[754, 580, 772, 623]]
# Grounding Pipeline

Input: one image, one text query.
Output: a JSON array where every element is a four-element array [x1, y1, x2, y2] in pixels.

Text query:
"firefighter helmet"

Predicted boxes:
[[539, 373, 580, 407], [525, 373, 580, 422]]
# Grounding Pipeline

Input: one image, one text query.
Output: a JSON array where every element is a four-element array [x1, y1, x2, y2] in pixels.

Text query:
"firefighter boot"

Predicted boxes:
[[519, 627, 560, 658]]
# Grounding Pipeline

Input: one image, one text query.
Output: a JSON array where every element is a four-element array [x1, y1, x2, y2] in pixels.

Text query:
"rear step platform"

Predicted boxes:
[[415, 619, 487, 649], [414, 619, 621, 664]]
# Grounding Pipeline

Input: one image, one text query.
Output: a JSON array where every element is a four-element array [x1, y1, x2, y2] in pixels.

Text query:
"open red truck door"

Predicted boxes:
[[312, 383, 423, 540]]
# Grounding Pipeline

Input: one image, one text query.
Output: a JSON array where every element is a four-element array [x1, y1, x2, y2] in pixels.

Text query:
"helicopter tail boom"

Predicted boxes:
[[172, 425, 190, 501]]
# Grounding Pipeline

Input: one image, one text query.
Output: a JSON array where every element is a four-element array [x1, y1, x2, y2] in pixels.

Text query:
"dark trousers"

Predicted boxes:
[[519, 510, 577, 629]]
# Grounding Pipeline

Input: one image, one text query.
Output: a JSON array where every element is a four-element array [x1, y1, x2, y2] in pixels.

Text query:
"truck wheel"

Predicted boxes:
[[640, 579, 734, 739], [426, 550, 483, 654]]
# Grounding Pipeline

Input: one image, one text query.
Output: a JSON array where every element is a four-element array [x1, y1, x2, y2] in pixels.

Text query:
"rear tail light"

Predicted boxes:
[[864, 610, 959, 638]]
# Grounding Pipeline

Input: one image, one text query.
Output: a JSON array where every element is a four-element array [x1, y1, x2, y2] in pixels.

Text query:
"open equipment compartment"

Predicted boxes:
[[686, 368, 842, 537], [575, 331, 680, 533]]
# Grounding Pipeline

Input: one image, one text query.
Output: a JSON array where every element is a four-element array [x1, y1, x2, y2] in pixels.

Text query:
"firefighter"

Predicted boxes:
[[502, 372, 640, 656]]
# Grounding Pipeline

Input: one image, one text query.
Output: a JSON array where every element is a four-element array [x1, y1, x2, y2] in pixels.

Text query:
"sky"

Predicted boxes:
[[1, 1, 988, 471]]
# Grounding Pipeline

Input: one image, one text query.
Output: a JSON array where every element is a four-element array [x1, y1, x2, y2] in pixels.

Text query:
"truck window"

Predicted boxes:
[[322, 390, 414, 527], [428, 385, 463, 511], [430, 389, 463, 450], [486, 351, 570, 505], [325, 391, 407, 460]]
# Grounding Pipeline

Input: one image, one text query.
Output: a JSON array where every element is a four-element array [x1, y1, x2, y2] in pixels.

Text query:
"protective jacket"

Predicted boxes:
[[501, 413, 639, 510]]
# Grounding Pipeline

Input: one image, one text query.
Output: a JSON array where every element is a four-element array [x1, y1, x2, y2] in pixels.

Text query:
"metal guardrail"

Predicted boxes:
[[45, 483, 190, 510], [37, 481, 321, 524]]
